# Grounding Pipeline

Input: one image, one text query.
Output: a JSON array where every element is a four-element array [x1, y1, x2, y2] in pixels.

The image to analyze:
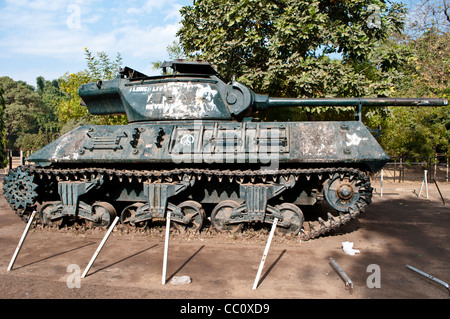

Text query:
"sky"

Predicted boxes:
[[0, 0, 193, 87], [0, 0, 426, 89]]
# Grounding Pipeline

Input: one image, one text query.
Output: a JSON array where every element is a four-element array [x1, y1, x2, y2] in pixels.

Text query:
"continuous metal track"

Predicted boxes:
[[4, 165, 372, 241]]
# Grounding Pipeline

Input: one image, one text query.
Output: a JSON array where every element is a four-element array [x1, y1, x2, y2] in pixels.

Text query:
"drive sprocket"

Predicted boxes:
[[3, 167, 38, 211]]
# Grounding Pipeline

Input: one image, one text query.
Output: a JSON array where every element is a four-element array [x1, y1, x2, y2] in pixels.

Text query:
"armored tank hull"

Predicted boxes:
[[3, 61, 447, 239]]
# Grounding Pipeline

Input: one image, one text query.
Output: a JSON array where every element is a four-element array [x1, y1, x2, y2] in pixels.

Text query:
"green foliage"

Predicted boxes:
[[58, 48, 127, 132], [397, 30, 449, 98], [85, 48, 123, 81], [0, 48, 127, 153], [35, 76, 61, 136], [0, 74, 63, 151], [58, 70, 93, 124], [0, 76, 50, 150], [376, 30, 450, 157], [1, 2, 447, 161], [0, 87, 6, 167], [178, 0, 448, 157], [152, 40, 187, 72], [178, 0, 408, 109], [379, 106, 449, 157]]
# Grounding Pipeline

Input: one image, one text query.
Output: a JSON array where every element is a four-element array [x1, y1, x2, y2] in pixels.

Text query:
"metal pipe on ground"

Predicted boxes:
[[406, 264, 449, 295], [329, 257, 353, 291]]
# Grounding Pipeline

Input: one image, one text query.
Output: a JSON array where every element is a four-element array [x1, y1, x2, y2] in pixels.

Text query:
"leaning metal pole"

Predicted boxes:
[[7, 210, 37, 271], [253, 218, 278, 290], [82, 216, 120, 278]]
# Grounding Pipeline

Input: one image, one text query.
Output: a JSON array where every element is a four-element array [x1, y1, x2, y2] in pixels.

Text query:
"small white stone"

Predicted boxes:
[[170, 275, 191, 286]]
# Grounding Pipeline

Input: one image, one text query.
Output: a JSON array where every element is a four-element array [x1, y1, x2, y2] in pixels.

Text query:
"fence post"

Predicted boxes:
[[434, 155, 437, 181], [446, 157, 448, 183], [400, 157, 404, 183], [9, 150, 13, 170], [428, 158, 432, 185], [393, 159, 396, 183]]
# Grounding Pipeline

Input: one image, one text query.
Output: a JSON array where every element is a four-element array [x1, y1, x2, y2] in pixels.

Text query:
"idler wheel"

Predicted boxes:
[[211, 200, 244, 233], [324, 173, 360, 212], [274, 203, 304, 236], [172, 200, 206, 233], [120, 203, 148, 230]]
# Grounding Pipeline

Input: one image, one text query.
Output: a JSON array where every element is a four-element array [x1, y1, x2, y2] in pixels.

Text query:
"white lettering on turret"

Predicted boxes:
[[130, 86, 148, 93], [144, 83, 219, 118]]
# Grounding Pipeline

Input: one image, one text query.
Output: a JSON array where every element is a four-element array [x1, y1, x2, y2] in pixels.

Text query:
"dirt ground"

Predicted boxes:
[[1, 177, 449, 307]]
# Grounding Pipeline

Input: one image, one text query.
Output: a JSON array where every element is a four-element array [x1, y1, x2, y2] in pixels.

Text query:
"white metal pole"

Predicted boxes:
[[380, 169, 383, 198], [418, 179, 424, 198], [81, 216, 119, 278], [162, 212, 171, 285], [7, 211, 37, 271], [424, 169, 429, 199], [252, 217, 278, 290]]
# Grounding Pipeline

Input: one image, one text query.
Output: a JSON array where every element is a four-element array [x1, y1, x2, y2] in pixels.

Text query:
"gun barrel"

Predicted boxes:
[[256, 96, 448, 109]]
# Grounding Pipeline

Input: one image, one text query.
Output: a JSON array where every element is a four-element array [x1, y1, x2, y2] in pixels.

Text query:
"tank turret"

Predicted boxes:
[[78, 60, 447, 122]]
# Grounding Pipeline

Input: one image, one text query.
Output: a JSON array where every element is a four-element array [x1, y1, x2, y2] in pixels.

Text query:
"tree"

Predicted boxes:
[[58, 70, 93, 126], [378, 106, 449, 158], [375, 35, 450, 157], [0, 76, 47, 150], [152, 40, 187, 72], [0, 86, 6, 167], [373, 1, 450, 158], [177, 0, 408, 120], [399, 18, 449, 98], [85, 49, 123, 81], [177, 0, 448, 157], [407, 0, 450, 37], [58, 48, 126, 133], [35, 76, 61, 138]]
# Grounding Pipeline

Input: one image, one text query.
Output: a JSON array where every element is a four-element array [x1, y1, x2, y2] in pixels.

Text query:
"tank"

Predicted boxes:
[[3, 60, 448, 240]]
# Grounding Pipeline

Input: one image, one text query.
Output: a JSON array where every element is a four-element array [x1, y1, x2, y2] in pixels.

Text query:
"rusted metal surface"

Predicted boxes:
[[27, 120, 388, 172], [78, 62, 447, 122]]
